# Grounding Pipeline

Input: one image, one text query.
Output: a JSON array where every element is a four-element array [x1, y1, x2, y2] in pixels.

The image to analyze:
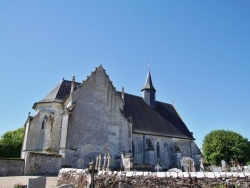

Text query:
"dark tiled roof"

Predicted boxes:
[[121, 93, 194, 139], [33, 80, 80, 108]]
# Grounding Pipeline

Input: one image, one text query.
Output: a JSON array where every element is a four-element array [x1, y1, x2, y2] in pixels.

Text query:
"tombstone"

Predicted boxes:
[[230, 159, 235, 167], [27, 177, 46, 188], [106, 154, 111, 171], [230, 159, 237, 172], [102, 154, 107, 171], [120, 152, 133, 171], [200, 159, 204, 172], [221, 160, 227, 172], [155, 163, 161, 172], [180, 157, 195, 172], [98, 154, 102, 171], [95, 155, 99, 170]]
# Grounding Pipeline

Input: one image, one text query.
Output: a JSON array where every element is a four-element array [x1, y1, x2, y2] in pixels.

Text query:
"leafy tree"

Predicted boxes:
[[202, 130, 250, 165], [0, 127, 24, 158]]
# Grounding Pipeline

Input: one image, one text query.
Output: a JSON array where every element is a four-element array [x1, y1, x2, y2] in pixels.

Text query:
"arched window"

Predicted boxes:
[[132, 141, 135, 157], [41, 120, 45, 129], [156, 142, 160, 158]]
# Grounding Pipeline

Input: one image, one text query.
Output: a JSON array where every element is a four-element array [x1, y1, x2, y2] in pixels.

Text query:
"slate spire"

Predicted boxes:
[[142, 70, 156, 92], [141, 70, 156, 107]]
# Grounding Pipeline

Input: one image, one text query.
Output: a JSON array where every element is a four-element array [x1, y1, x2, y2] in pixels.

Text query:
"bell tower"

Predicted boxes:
[[141, 70, 156, 108]]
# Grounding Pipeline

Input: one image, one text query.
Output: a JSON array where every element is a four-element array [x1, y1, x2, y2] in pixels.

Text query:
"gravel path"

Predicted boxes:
[[0, 176, 58, 188]]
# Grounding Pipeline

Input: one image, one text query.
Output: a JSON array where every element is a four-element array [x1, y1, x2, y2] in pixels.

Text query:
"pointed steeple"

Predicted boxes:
[[141, 70, 156, 92], [141, 70, 156, 108]]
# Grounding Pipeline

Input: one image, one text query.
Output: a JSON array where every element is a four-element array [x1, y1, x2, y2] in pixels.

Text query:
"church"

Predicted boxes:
[[21, 65, 201, 171]]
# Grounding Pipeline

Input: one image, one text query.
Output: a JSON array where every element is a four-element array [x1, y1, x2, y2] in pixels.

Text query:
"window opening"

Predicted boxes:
[[41, 120, 45, 129], [132, 141, 135, 157], [157, 142, 160, 158]]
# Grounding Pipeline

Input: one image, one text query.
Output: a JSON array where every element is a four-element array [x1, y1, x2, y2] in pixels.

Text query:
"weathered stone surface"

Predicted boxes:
[[57, 168, 90, 188], [0, 159, 24, 176], [58, 169, 250, 188], [24, 152, 61, 175], [27, 177, 46, 188]]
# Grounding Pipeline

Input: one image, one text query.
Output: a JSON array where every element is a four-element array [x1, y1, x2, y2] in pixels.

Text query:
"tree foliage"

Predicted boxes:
[[202, 130, 250, 165], [0, 127, 24, 158]]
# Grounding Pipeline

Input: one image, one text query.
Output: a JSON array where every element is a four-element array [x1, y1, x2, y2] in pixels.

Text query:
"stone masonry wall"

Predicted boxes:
[[24, 152, 61, 175], [0, 159, 24, 176], [132, 133, 199, 170], [58, 168, 250, 188], [65, 67, 130, 169], [25, 103, 63, 153]]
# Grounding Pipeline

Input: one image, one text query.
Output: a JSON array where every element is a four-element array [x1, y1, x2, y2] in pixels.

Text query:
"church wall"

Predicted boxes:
[[65, 68, 131, 168], [132, 133, 195, 170], [25, 112, 45, 151], [25, 103, 63, 153]]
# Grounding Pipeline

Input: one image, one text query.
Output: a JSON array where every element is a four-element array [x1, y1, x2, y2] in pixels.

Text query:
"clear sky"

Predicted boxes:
[[0, 1, 249, 150]]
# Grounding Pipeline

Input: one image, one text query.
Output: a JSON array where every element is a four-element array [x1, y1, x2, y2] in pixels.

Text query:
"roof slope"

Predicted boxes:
[[33, 80, 80, 108], [121, 93, 194, 139]]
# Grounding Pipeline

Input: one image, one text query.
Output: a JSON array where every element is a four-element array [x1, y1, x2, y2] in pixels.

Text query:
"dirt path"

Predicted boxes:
[[0, 176, 58, 188]]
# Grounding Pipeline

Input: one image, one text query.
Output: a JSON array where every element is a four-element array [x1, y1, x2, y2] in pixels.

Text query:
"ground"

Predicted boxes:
[[0, 176, 58, 188]]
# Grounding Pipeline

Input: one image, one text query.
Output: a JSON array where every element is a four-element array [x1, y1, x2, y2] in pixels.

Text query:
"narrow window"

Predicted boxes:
[[41, 120, 45, 129], [157, 142, 160, 158], [132, 141, 135, 157]]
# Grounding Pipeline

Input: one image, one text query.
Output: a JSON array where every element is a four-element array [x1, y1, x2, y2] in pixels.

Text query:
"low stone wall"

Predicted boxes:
[[0, 158, 24, 176], [24, 152, 61, 175], [58, 168, 91, 187], [58, 168, 250, 188]]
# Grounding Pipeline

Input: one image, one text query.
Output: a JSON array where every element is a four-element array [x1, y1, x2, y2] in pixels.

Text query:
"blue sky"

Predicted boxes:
[[0, 1, 249, 149]]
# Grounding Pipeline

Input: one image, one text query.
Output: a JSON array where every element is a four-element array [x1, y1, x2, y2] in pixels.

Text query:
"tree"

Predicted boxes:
[[0, 127, 24, 158], [202, 130, 250, 165]]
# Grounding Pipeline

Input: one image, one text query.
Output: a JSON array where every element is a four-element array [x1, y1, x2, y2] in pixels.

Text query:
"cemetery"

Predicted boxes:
[[56, 155, 250, 187], [1, 154, 250, 187]]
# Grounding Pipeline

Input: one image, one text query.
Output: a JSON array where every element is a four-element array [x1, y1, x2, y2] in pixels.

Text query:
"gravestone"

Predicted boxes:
[[180, 157, 195, 172], [200, 159, 204, 172], [221, 160, 227, 172], [121, 152, 133, 171], [27, 177, 46, 188], [155, 164, 161, 172]]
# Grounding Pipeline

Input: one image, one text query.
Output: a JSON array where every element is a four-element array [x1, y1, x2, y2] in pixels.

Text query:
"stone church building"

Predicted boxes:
[[21, 65, 201, 171]]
